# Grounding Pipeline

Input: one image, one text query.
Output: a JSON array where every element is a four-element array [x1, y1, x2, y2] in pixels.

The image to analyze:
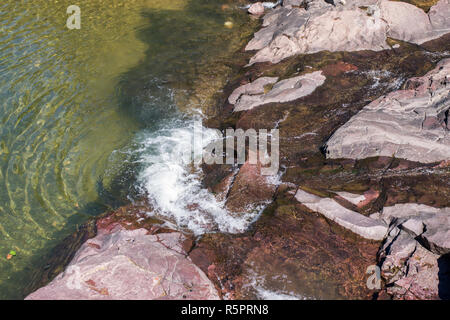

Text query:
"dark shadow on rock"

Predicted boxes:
[[438, 253, 450, 300]]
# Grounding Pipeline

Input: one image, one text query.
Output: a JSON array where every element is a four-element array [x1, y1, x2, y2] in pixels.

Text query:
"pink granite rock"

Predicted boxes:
[[25, 226, 219, 300], [380, 0, 433, 44], [228, 76, 279, 105], [248, 7, 389, 65], [429, 0, 450, 31]]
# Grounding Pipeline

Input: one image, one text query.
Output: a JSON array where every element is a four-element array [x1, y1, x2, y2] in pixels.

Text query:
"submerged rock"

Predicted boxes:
[[26, 223, 219, 300], [326, 58, 450, 163], [231, 71, 326, 111], [225, 161, 278, 213]]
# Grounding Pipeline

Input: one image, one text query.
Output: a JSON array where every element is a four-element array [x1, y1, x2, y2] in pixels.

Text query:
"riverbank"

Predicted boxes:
[[26, 0, 450, 300]]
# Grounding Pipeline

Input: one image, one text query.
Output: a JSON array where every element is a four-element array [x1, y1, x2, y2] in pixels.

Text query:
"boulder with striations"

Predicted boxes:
[[325, 58, 450, 163], [380, 203, 450, 255]]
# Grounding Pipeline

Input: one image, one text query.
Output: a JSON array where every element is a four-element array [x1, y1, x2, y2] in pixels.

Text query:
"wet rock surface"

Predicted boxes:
[[189, 190, 381, 299], [224, 161, 278, 213]]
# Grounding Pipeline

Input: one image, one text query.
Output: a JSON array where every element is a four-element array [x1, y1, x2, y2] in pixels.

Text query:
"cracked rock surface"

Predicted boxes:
[[25, 225, 219, 300]]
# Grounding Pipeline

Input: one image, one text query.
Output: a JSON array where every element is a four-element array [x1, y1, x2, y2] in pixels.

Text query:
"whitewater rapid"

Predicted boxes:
[[133, 115, 267, 235]]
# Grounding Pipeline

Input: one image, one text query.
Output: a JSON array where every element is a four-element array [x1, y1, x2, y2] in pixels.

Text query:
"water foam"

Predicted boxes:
[[241, 267, 314, 300], [134, 116, 260, 235]]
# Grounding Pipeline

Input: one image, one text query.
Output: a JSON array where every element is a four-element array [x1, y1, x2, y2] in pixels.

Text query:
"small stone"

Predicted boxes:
[[248, 2, 265, 16], [224, 21, 233, 29]]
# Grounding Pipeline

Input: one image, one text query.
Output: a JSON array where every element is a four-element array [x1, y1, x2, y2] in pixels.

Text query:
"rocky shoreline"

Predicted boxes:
[[26, 0, 449, 300]]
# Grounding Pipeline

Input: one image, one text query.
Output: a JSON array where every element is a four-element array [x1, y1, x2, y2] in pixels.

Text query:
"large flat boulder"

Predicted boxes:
[[245, 7, 308, 52], [380, 0, 433, 44], [25, 226, 219, 300], [249, 7, 389, 65], [230, 71, 326, 112], [325, 58, 450, 163]]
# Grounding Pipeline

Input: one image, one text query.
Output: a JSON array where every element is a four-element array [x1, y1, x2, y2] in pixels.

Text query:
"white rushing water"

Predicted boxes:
[[134, 115, 266, 235], [240, 267, 314, 300]]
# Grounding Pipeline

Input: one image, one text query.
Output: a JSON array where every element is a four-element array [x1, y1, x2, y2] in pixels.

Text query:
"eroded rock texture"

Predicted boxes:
[[326, 58, 450, 163], [378, 227, 442, 299], [380, 203, 450, 255], [26, 223, 218, 300]]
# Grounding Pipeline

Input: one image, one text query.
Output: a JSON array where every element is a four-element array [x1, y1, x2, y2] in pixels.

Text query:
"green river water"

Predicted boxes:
[[0, 0, 253, 299]]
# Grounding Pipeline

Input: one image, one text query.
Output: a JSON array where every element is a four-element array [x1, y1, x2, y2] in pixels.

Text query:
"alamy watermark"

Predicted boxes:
[[189, 120, 280, 176], [66, 5, 81, 30]]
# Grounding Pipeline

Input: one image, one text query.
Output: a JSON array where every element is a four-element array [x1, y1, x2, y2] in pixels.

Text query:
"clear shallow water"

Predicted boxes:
[[0, 0, 254, 299]]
